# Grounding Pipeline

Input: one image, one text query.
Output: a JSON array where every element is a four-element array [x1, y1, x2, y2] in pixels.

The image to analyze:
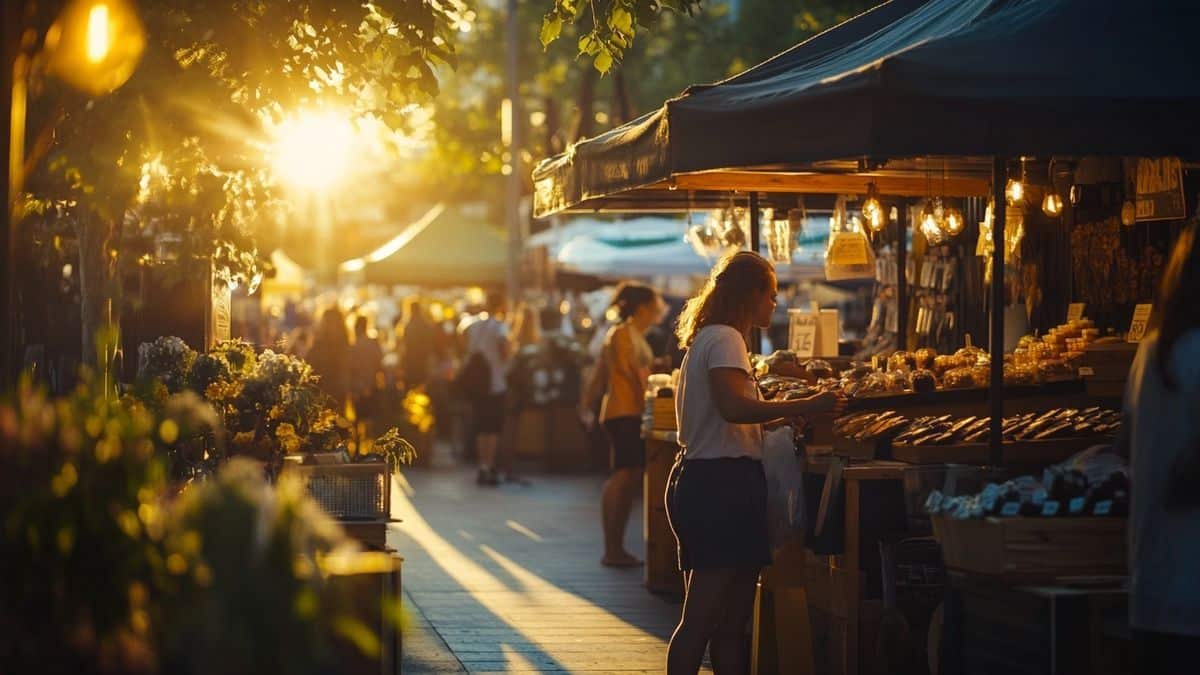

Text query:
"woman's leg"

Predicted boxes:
[[709, 567, 761, 675], [601, 467, 640, 564], [667, 568, 739, 675]]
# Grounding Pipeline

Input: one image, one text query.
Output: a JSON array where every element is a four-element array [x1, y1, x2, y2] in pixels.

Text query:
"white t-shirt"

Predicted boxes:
[[676, 324, 763, 460], [460, 315, 509, 395]]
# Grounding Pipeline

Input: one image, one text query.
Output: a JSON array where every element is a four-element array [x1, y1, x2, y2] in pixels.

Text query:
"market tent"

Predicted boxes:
[[340, 204, 509, 288], [542, 215, 827, 280], [533, 0, 1200, 216]]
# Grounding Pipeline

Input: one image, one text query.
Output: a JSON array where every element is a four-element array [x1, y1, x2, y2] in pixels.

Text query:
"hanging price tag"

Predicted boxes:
[[1066, 303, 1086, 322], [1127, 303, 1153, 343], [789, 310, 817, 358]]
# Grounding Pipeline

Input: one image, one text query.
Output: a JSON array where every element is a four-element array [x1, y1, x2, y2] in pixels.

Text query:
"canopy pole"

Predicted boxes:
[[896, 199, 908, 351], [749, 192, 762, 354], [989, 157, 1007, 467]]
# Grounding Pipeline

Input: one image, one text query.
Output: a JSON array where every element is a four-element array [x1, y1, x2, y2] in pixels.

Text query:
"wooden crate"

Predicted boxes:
[[933, 516, 1126, 581]]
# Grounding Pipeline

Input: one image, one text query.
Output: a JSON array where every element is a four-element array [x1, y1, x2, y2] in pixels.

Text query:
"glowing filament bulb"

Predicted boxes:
[[1042, 193, 1063, 217], [1006, 179, 1024, 205], [86, 4, 111, 63]]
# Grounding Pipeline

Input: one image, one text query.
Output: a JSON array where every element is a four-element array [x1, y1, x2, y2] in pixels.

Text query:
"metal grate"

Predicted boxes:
[[293, 463, 390, 521]]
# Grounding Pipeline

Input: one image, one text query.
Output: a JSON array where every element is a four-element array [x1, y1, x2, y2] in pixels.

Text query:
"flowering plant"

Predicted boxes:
[[138, 335, 198, 393], [0, 369, 401, 673], [135, 338, 416, 476]]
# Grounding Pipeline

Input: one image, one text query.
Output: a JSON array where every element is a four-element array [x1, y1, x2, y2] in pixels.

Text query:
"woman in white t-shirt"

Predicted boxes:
[[666, 251, 846, 675]]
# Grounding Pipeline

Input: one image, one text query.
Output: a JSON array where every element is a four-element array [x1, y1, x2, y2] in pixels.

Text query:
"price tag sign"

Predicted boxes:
[[1078, 367, 1095, 377], [1066, 303, 1086, 323], [788, 310, 817, 358], [1127, 303, 1153, 343]]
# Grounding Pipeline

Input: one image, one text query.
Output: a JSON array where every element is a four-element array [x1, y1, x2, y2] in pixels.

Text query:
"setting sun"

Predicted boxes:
[[269, 111, 356, 191]]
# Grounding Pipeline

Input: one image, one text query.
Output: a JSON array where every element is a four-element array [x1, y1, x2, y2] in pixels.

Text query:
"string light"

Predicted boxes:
[[862, 182, 885, 232], [1042, 192, 1064, 217]]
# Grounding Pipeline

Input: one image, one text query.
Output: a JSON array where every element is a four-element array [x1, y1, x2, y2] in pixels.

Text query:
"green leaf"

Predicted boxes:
[[610, 8, 634, 35], [540, 15, 563, 48], [593, 49, 614, 74]]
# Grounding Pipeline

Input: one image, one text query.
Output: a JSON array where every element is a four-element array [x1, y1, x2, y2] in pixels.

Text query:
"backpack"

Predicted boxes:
[[455, 351, 493, 399]]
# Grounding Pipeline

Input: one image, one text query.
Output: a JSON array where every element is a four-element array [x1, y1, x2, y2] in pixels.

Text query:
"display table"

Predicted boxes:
[[942, 573, 1131, 675], [802, 457, 910, 675], [643, 429, 684, 596]]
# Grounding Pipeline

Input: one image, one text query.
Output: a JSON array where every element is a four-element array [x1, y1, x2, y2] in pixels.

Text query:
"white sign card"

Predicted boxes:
[[789, 310, 818, 358], [1066, 303, 1086, 322], [1127, 304, 1153, 343]]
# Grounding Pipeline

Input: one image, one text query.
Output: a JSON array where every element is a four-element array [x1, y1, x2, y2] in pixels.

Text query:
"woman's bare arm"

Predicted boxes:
[[709, 367, 846, 425]]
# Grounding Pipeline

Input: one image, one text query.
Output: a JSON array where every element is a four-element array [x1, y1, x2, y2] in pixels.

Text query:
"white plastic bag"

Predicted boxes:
[[762, 427, 806, 552]]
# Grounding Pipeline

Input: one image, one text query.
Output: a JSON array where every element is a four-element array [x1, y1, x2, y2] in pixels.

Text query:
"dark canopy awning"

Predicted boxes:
[[534, 0, 1200, 217]]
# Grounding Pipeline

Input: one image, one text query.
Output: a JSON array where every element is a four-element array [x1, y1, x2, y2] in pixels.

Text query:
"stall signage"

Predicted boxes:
[[1134, 157, 1186, 222], [211, 280, 232, 346], [1127, 303, 1153, 343], [1066, 303, 1086, 323], [788, 310, 818, 358], [827, 234, 870, 266]]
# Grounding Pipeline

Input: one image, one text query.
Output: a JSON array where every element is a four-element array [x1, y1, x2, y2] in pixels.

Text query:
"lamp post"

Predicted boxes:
[[3, 0, 144, 386]]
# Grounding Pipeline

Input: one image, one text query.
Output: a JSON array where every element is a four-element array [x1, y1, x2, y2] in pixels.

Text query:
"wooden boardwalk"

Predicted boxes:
[[390, 466, 709, 674]]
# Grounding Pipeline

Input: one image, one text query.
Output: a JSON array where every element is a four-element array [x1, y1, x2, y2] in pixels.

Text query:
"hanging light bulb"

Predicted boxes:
[[944, 206, 965, 236], [1006, 178, 1024, 205], [1042, 192, 1064, 217], [861, 182, 885, 232], [1121, 200, 1137, 227], [919, 200, 943, 243]]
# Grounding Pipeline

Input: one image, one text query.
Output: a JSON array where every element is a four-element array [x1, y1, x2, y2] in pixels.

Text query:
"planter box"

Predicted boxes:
[[933, 516, 1126, 582], [290, 462, 391, 521]]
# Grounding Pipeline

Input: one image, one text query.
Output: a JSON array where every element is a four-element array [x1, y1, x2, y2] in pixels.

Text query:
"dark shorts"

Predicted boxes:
[[472, 394, 506, 434], [665, 454, 771, 572], [603, 417, 645, 471]]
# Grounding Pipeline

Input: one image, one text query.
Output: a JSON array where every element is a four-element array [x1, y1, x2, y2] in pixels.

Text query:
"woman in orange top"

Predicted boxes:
[[585, 282, 666, 567]]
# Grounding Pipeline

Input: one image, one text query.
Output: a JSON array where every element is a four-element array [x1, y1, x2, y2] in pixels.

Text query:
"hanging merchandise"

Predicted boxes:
[[765, 209, 794, 264], [825, 195, 876, 281]]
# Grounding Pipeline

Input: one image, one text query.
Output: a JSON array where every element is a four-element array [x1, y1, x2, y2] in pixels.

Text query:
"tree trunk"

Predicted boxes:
[[613, 69, 634, 125], [76, 209, 120, 392], [571, 67, 597, 142]]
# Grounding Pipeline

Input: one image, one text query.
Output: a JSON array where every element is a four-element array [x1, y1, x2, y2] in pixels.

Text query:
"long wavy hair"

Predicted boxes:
[[675, 251, 774, 348], [1151, 221, 1200, 390]]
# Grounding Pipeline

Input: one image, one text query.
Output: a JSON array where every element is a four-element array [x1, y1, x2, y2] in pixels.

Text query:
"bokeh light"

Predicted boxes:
[[269, 111, 357, 191]]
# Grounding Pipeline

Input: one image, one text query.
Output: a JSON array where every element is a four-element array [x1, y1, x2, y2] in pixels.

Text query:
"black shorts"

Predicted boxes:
[[665, 455, 771, 571], [472, 394, 506, 434], [603, 417, 645, 471]]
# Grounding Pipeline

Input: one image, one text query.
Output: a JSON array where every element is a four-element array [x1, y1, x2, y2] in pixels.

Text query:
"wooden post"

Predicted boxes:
[[896, 199, 908, 351], [750, 192, 762, 354], [989, 158, 1007, 466]]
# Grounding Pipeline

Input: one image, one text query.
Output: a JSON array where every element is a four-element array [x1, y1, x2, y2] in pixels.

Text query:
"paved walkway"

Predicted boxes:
[[389, 465, 707, 674]]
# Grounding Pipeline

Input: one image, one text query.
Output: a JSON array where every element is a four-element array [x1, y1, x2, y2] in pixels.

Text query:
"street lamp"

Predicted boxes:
[[4, 0, 145, 385]]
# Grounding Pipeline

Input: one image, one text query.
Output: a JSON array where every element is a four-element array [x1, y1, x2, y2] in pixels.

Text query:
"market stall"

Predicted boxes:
[[533, 0, 1198, 672]]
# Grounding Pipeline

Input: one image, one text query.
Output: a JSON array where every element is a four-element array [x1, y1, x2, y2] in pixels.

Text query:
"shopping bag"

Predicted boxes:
[[763, 426, 806, 552]]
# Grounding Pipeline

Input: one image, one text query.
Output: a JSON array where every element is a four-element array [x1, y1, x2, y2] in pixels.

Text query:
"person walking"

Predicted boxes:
[[1124, 222, 1200, 674], [306, 306, 352, 412], [666, 251, 846, 675], [399, 298, 437, 389], [458, 292, 511, 486], [348, 314, 384, 431], [582, 283, 666, 567]]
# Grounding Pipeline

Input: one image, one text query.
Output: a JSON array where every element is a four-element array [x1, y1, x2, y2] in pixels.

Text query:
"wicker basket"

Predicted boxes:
[[291, 462, 391, 521]]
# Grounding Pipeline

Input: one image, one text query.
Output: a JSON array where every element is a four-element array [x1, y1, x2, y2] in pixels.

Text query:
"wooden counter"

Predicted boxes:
[[644, 429, 684, 596]]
